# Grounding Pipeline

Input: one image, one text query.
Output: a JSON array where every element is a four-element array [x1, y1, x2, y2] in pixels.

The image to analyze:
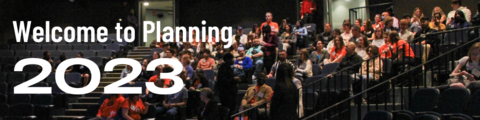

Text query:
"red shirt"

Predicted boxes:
[[330, 46, 347, 61], [300, 0, 316, 15], [148, 75, 171, 86], [121, 99, 145, 120], [260, 22, 279, 33], [97, 95, 125, 118], [379, 43, 392, 58], [391, 40, 415, 58]]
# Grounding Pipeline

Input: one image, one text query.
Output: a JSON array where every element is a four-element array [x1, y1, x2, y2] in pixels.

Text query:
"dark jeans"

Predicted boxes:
[[303, 13, 314, 23], [264, 53, 277, 74], [156, 107, 186, 120], [219, 91, 237, 120], [392, 57, 415, 74]]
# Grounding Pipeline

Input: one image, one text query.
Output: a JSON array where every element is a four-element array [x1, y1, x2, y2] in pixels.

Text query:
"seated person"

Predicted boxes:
[[338, 42, 363, 74], [70, 52, 91, 87], [157, 84, 188, 120], [234, 47, 253, 77], [239, 72, 273, 120], [186, 68, 210, 117], [136, 59, 153, 82], [121, 65, 132, 79], [327, 36, 347, 63], [246, 39, 264, 74], [450, 42, 480, 87], [309, 40, 330, 65], [197, 49, 215, 70], [91, 94, 125, 120], [197, 88, 219, 120], [295, 49, 313, 80], [354, 46, 383, 101], [146, 66, 171, 94], [122, 94, 150, 120]]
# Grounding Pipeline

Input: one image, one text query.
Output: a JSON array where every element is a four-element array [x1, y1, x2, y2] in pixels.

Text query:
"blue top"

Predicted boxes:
[[185, 65, 194, 79], [246, 45, 263, 61], [235, 56, 253, 69], [448, 22, 470, 29]]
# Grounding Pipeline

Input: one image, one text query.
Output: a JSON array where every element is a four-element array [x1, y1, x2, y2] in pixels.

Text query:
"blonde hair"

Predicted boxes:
[[432, 6, 446, 17]]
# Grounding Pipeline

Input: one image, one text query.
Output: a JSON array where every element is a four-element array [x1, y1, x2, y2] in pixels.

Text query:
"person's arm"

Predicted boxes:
[[451, 59, 466, 76], [441, 15, 447, 23], [241, 89, 250, 108], [253, 51, 264, 58], [298, 28, 308, 36], [142, 102, 150, 114], [466, 9, 472, 22], [95, 99, 108, 119], [244, 57, 253, 69], [122, 108, 134, 120]]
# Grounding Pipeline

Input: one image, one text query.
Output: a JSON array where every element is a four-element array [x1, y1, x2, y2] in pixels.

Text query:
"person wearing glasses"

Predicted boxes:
[[430, 13, 447, 31]]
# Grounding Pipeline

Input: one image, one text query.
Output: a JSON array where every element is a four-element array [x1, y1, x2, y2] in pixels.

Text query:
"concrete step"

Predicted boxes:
[[78, 97, 100, 103], [127, 55, 148, 58], [84, 92, 104, 97], [114, 65, 125, 69], [136, 46, 151, 50], [105, 73, 121, 77], [69, 103, 98, 109], [52, 116, 85, 120], [93, 87, 105, 92], [99, 82, 114, 86], [129, 52, 150, 55], [65, 109, 87, 116], [134, 49, 151, 52], [101, 77, 120, 82]]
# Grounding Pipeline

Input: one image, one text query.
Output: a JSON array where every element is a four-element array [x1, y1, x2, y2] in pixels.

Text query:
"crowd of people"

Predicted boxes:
[[60, 0, 480, 120]]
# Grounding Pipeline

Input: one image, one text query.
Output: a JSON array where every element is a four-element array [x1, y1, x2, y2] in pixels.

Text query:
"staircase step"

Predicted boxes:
[[84, 92, 104, 97], [136, 46, 151, 50], [78, 97, 100, 103], [53, 116, 85, 120], [129, 52, 151, 55], [65, 109, 87, 116], [114, 65, 126, 69], [134, 49, 152, 52], [69, 103, 98, 109], [106, 73, 121, 77], [101, 77, 120, 82], [127, 55, 148, 58], [100, 82, 114, 86], [93, 87, 105, 92]]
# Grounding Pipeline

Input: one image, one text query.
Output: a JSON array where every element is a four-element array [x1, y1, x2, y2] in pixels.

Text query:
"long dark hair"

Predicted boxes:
[[454, 10, 467, 24], [195, 68, 207, 81], [276, 63, 295, 89], [262, 24, 272, 39]]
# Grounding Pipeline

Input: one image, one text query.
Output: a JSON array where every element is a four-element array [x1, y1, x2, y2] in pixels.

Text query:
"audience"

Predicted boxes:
[[71, 52, 91, 87], [339, 42, 363, 74], [120, 65, 132, 79], [234, 47, 253, 77], [318, 23, 334, 44], [152, 51, 160, 60], [382, 11, 400, 28], [186, 69, 209, 118], [328, 36, 347, 63], [372, 14, 384, 29], [350, 25, 362, 44], [399, 19, 415, 42], [147, 66, 171, 94], [354, 46, 383, 102], [240, 72, 273, 119], [280, 24, 293, 53], [197, 88, 219, 120], [388, 31, 415, 73], [270, 63, 300, 120], [384, 16, 399, 33], [122, 94, 150, 120], [410, 7, 425, 31], [326, 29, 342, 52], [447, 0, 471, 24], [136, 59, 153, 82], [92, 94, 125, 120], [246, 39, 264, 75], [447, 10, 470, 29], [261, 24, 279, 74], [294, 20, 308, 49], [450, 42, 480, 87], [430, 13, 447, 31], [295, 49, 313, 80], [341, 21, 353, 41], [363, 20, 375, 38], [432, 6, 447, 24], [310, 40, 330, 65], [42, 51, 55, 72], [370, 28, 385, 47], [355, 19, 364, 32], [180, 51, 194, 82], [267, 50, 294, 78], [215, 53, 238, 117], [261, 12, 279, 33], [356, 35, 370, 60], [233, 26, 248, 45], [197, 50, 215, 70], [300, 0, 316, 23], [158, 83, 188, 120]]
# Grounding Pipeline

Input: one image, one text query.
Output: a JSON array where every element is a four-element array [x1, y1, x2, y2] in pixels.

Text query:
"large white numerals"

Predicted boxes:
[[103, 58, 142, 94], [56, 58, 101, 95], [14, 58, 52, 94], [146, 58, 184, 95]]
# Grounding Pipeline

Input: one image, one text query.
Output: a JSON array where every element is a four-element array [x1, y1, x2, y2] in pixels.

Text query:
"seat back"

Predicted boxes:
[[106, 44, 120, 51], [64, 50, 79, 58], [0, 83, 7, 94], [88, 56, 104, 66], [49, 51, 64, 58], [410, 88, 440, 112], [382, 58, 392, 74], [57, 44, 72, 50], [10, 44, 25, 50], [312, 64, 321, 76], [7, 73, 25, 83], [65, 73, 82, 85], [89, 44, 105, 50], [26, 44, 41, 50], [81, 50, 97, 58], [322, 73, 352, 91], [303, 90, 318, 110], [9, 94, 31, 104], [1, 56, 17, 65], [204, 69, 215, 81], [363, 110, 393, 120], [73, 44, 89, 50], [8, 104, 34, 117], [321, 63, 339, 76], [97, 50, 113, 58], [414, 114, 441, 120], [448, 114, 473, 120], [392, 110, 415, 120], [304, 75, 324, 92], [32, 94, 53, 106], [0, 94, 7, 104], [436, 88, 470, 114], [23, 65, 39, 72], [465, 89, 480, 116], [31, 50, 44, 58], [0, 50, 14, 57], [15, 50, 31, 58], [42, 44, 57, 50], [0, 103, 8, 117], [265, 78, 276, 89]]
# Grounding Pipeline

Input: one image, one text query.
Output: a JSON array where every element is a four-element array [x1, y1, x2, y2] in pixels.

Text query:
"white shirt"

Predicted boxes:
[[341, 32, 353, 41], [393, 17, 400, 28], [371, 39, 385, 48], [399, 30, 415, 42], [447, 6, 472, 24], [232, 34, 248, 45]]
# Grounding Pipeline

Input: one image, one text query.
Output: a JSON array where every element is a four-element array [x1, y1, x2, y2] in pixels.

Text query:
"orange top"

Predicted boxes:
[[379, 43, 392, 58], [391, 39, 415, 58], [260, 22, 279, 32], [197, 58, 215, 70], [121, 98, 146, 120], [97, 95, 125, 118], [330, 46, 347, 61], [148, 75, 171, 86]]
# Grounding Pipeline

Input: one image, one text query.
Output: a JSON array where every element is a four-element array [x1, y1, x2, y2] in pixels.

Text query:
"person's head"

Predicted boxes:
[[253, 39, 261, 46], [195, 68, 206, 79], [400, 19, 410, 31], [355, 19, 362, 27], [223, 53, 234, 65], [388, 31, 401, 43], [384, 17, 394, 27], [382, 11, 391, 17], [375, 14, 382, 22], [343, 21, 352, 31], [468, 42, 480, 63], [325, 23, 332, 33], [265, 12, 273, 22], [164, 48, 174, 58], [451, 0, 461, 10], [296, 20, 304, 27], [316, 40, 324, 51], [126, 65, 132, 71], [433, 12, 442, 23], [247, 34, 254, 42], [366, 45, 380, 58], [180, 51, 191, 65], [299, 48, 309, 61], [238, 47, 245, 56], [455, 10, 467, 24], [155, 65, 163, 75], [59, 54, 67, 62], [346, 42, 356, 54], [255, 71, 267, 86], [279, 50, 287, 61], [421, 17, 431, 29], [252, 24, 259, 32], [374, 27, 384, 39], [413, 7, 423, 18], [200, 88, 213, 102], [352, 25, 361, 37], [203, 49, 211, 59], [358, 35, 369, 48], [433, 6, 444, 15], [364, 20, 374, 31], [183, 42, 191, 49], [142, 59, 149, 66], [237, 26, 244, 35], [43, 51, 50, 58], [285, 25, 291, 33], [276, 63, 294, 89], [262, 24, 271, 35], [282, 19, 287, 26], [77, 52, 84, 58], [127, 94, 140, 102], [333, 28, 341, 37], [403, 14, 412, 20], [383, 32, 390, 43], [334, 36, 345, 50], [153, 51, 160, 59]]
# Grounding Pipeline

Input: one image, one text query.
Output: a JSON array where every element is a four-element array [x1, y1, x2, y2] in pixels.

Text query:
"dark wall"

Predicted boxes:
[[393, 0, 478, 20], [177, 0, 299, 28], [0, 0, 137, 34]]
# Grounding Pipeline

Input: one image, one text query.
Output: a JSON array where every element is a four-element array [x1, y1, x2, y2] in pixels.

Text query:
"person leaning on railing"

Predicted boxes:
[[237, 72, 273, 120], [449, 42, 480, 88]]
